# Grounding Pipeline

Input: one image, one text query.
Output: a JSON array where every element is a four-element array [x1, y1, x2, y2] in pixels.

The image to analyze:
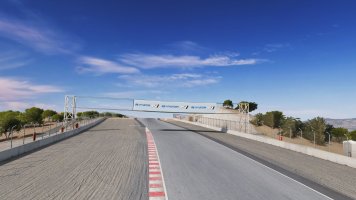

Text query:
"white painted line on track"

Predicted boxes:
[[204, 134, 334, 200]]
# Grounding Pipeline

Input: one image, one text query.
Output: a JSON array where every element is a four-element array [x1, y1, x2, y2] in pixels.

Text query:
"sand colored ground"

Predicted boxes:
[[254, 125, 344, 155], [0, 122, 59, 141]]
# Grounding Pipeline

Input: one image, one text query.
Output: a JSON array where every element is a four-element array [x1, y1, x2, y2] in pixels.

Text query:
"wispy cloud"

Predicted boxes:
[[252, 43, 291, 55], [0, 17, 80, 54], [169, 40, 207, 52], [263, 43, 290, 53], [0, 101, 58, 111], [0, 77, 64, 101], [77, 56, 140, 75], [0, 51, 31, 70], [119, 53, 261, 69], [103, 90, 165, 99], [118, 73, 221, 88]]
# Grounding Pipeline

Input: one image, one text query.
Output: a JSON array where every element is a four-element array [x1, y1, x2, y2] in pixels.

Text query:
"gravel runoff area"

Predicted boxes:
[[166, 120, 356, 200], [0, 118, 148, 200]]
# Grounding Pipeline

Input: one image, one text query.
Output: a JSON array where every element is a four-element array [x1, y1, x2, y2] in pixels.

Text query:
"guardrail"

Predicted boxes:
[[175, 115, 251, 133], [1, 118, 99, 152]]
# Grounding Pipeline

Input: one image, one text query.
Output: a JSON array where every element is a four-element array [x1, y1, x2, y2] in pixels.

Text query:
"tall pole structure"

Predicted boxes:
[[238, 102, 249, 134], [64, 95, 77, 124]]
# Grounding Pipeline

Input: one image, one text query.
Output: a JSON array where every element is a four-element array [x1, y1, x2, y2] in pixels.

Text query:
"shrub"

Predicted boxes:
[[331, 127, 348, 142], [304, 117, 326, 145]]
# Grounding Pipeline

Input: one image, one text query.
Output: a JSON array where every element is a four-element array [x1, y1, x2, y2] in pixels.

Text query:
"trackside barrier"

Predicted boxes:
[[0, 118, 106, 162], [172, 118, 356, 169]]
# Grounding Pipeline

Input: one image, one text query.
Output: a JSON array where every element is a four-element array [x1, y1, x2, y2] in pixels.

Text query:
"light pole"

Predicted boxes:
[[326, 132, 331, 151], [10, 125, 17, 148], [49, 123, 52, 136], [48, 117, 52, 136], [344, 134, 349, 140], [56, 121, 59, 135], [22, 124, 26, 144], [344, 134, 351, 157], [289, 127, 292, 139], [41, 124, 44, 140], [311, 127, 315, 147], [298, 128, 303, 139], [33, 123, 37, 141]]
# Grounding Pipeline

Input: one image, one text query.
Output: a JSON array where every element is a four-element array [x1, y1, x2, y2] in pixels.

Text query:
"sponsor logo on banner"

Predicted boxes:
[[133, 100, 217, 113]]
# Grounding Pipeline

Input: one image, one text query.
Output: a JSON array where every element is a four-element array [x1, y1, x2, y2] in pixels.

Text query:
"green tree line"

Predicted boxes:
[[252, 111, 356, 143], [1, 108, 126, 138], [223, 100, 258, 112], [0, 107, 62, 138], [76, 111, 126, 119]]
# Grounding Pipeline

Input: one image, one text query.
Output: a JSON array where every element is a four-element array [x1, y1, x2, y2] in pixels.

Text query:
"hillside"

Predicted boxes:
[[325, 118, 356, 131]]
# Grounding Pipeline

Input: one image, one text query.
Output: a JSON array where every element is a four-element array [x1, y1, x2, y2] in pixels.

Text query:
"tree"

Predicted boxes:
[[223, 99, 233, 108], [281, 117, 300, 137], [81, 111, 100, 118], [113, 113, 126, 118], [331, 127, 348, 142], [104, 112, 113, 117], [349, 130, 356, 141], [235, 101, 258, 112], [24, 107, 44, 124], [17, 113, 28, 125], [0, 111, 22, 138], [304, 117, 326, 145], [52, 114, 64, 122], [42, 110, 57, 121], [77, 112, 82, 118], [262, 111, 284, 128], [251, 113, 264, 126], [324, 124, 334, 142]]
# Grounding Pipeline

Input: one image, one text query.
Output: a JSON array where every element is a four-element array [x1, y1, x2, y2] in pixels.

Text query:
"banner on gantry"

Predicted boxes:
[[132, 99, 217, 113]]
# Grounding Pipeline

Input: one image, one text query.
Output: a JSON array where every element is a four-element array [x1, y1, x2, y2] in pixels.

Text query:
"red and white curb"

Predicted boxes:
[[146, 127, 168, 200]]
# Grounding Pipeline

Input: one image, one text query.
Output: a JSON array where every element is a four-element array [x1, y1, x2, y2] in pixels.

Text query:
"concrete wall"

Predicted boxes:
[[173, 119, 356, 169], [343, 140, 356, 158], [0, 118, 106, 162]]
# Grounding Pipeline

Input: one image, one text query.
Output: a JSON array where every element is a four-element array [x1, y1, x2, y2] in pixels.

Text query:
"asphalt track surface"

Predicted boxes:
[[140, 118, 350, 200], [166, 120, 356, 200], [0, 118, 148, 200]]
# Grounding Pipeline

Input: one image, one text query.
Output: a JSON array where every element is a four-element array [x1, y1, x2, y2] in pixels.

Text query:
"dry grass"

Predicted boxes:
[[254, 125, 344, 155], [0, 122, 57, 141]]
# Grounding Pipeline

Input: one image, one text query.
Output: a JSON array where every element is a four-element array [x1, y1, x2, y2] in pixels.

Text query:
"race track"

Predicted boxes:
[[141, 118, 345, 200]]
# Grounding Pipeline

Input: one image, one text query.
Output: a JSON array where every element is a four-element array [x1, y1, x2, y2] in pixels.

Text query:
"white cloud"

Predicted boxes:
[[119, 53, 262, 69], [0, 51, 31, 70], [77, 56, 140, 75], [103, 90, 165, 99], [170, 40, 207, 52], [0, 77, 64, 101], [182, 78, 219, 87], [119, 73, 221, 88], [0, 101, 58, 111], [0, 17, 80, 54]]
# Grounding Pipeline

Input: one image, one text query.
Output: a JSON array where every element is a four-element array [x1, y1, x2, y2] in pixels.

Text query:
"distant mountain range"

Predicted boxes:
[[325, 118, 356, 131]]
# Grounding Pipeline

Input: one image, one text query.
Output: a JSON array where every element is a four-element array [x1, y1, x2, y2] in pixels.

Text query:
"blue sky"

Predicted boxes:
[[0, 0, 356, 119]]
